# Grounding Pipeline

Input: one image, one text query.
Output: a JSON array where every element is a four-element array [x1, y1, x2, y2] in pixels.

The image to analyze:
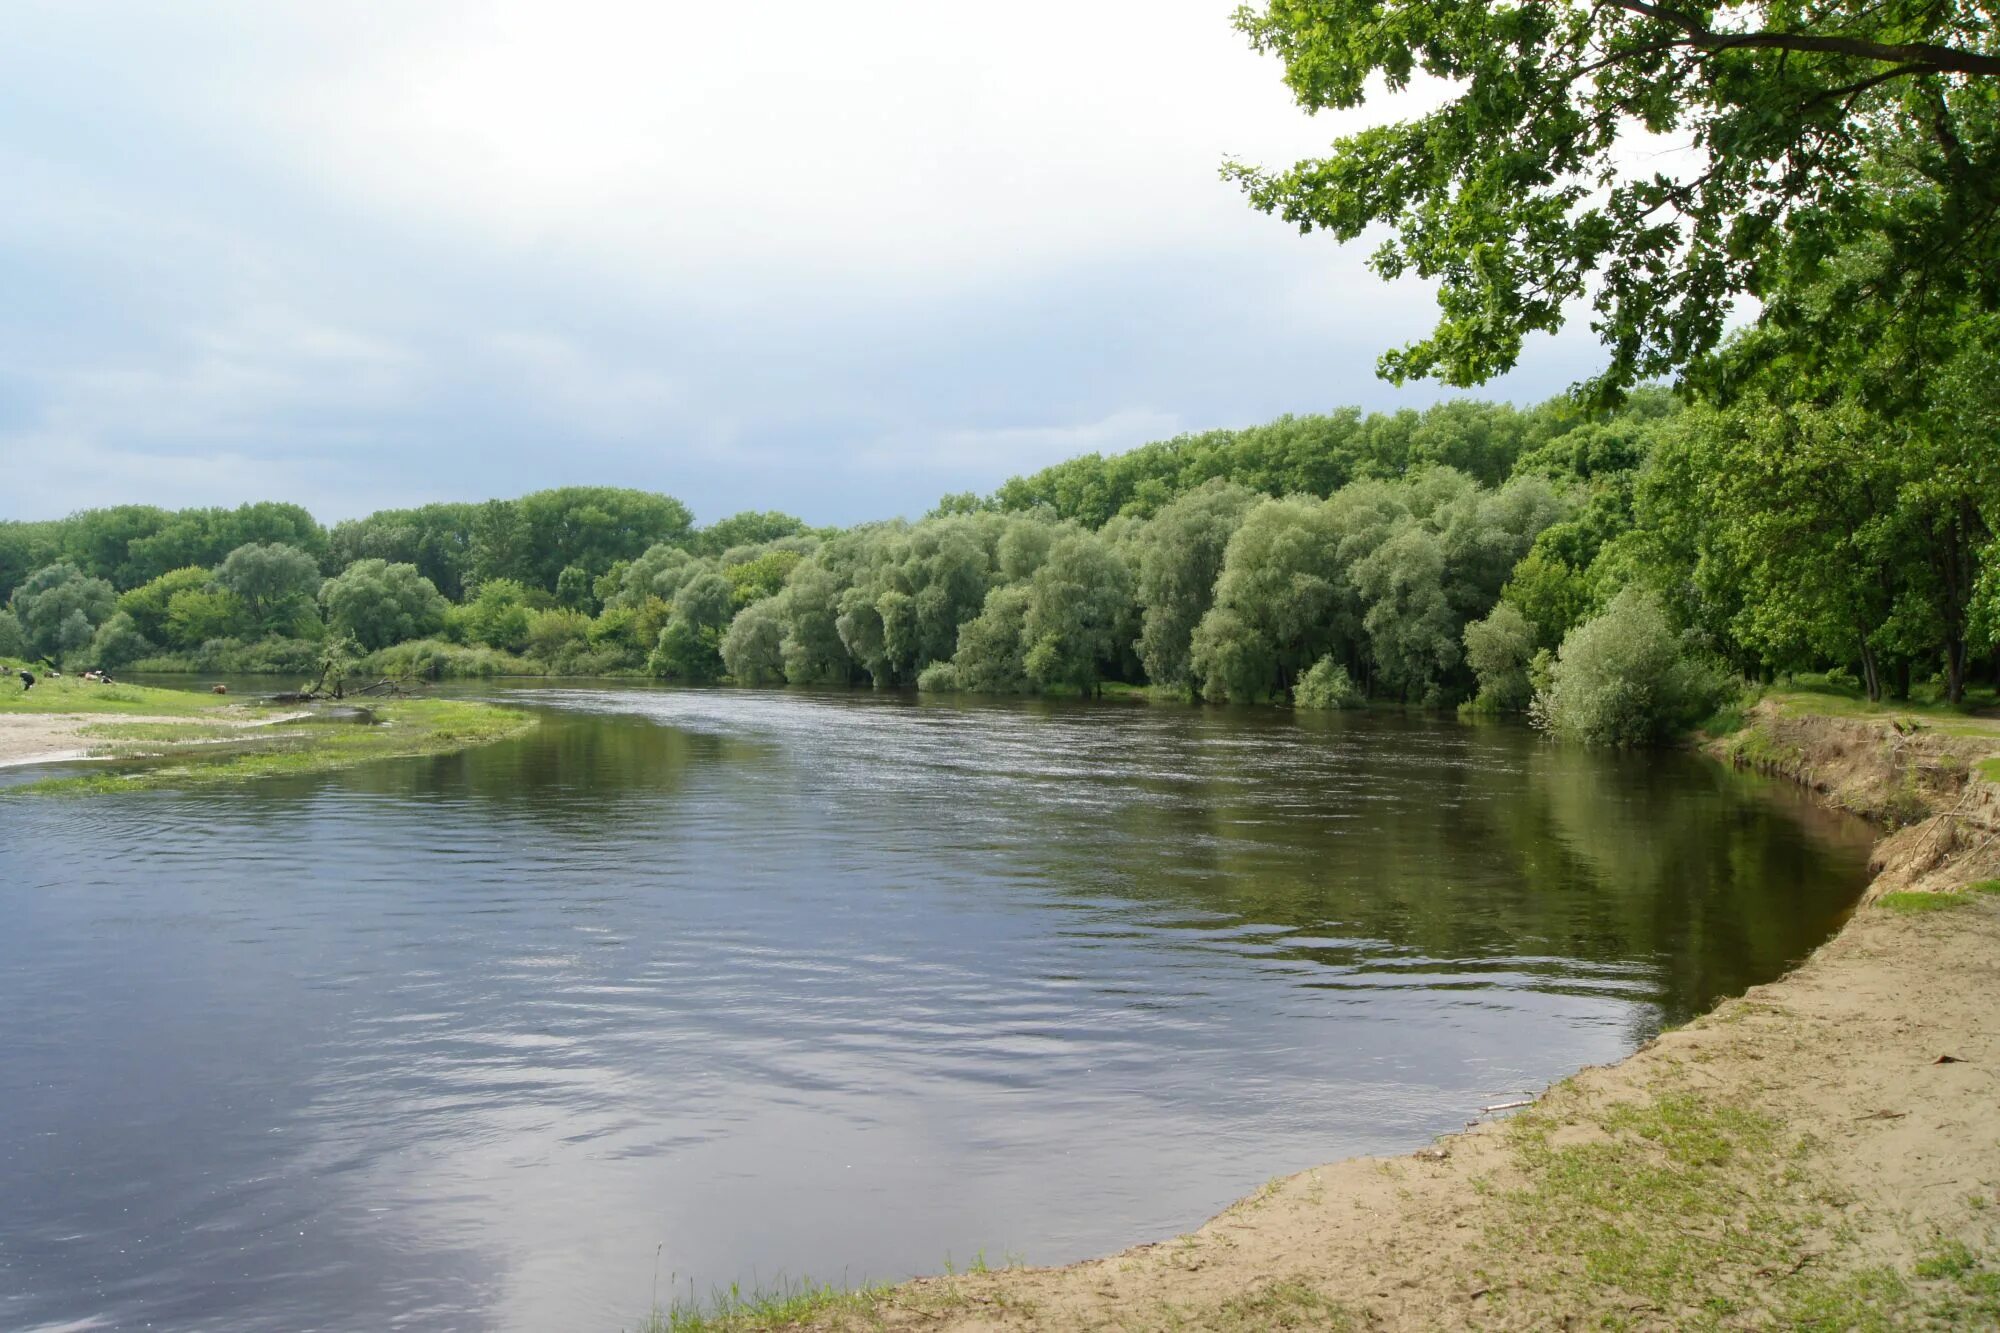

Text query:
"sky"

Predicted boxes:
[[0, 1, 1608, 528]]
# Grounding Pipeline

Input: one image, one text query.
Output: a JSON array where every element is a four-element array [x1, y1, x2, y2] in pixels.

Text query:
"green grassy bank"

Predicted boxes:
[[2, 672, 534, 794]]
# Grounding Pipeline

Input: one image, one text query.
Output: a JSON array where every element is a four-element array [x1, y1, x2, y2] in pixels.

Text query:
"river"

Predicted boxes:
[[0, 684, 1874, 1332]]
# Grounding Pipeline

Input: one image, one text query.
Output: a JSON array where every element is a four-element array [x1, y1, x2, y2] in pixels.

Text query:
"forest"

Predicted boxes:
[[3, 375, 1994, 748]]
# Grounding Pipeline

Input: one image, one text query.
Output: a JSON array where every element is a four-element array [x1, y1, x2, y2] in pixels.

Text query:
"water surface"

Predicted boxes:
[[0, 686, 1873, 1331]]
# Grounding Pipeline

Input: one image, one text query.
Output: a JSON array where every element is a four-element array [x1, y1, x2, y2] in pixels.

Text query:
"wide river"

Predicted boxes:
[[0, 684, 1873, 1332]]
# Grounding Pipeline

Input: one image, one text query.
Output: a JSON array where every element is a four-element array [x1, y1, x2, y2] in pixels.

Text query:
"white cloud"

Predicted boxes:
[[857, 407, 1186, 476]]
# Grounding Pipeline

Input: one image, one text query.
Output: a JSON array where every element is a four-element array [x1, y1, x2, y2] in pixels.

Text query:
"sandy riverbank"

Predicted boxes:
[[715, 698, 2000, 1331], [0, 710, 305, 768]]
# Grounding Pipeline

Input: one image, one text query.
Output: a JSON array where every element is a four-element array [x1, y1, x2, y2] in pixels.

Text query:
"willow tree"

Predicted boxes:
[[1229, 0, 2000, 397]]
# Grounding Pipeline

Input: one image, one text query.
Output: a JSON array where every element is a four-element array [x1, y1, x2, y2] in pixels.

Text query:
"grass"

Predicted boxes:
[[0, 671, 248, 718], [1778, 1240, 2000, 1329], [1495, 1090, 1812, 1321], [1876, 880, 2000, 913], [1877, 890, 1973, 914], [10, 697, 534, 794], [635, 1278, 886, 1333]]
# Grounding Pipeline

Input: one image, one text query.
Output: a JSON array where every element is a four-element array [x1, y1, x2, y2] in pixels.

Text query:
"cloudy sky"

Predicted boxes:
[[1, 2, 1604, 527]]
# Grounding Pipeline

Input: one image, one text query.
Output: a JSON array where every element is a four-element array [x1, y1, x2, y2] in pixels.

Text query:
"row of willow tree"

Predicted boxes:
[[3, 375, 1997, 742]]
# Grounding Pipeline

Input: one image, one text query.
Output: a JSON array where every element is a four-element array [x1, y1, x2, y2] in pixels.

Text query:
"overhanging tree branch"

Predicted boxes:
[[1605, 0, 2000, 77]]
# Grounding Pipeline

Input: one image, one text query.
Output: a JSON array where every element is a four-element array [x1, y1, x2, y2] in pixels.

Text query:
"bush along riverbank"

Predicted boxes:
[[0, 672, 534, 793], [638, 699, 2000, 1333]]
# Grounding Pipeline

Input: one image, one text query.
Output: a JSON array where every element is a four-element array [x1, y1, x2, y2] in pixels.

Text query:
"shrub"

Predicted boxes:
[[916, 660, 960, 692], [1462, 602, 1537, 713], [86, 612, 155, 669], [1294, 655, 1364, 709], [1531, 587, 1733, 746], [360, 638, 535, 678]]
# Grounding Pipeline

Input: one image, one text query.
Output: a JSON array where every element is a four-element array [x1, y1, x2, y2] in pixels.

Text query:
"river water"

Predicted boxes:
[[0, 685, 1873, 1331]]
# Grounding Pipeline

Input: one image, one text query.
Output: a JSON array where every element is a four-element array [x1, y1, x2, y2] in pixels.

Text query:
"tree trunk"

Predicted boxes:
[[1945, 637, 1966, 705], [1857, 641, 1882, 703], [1891, 658, 1911, 701]]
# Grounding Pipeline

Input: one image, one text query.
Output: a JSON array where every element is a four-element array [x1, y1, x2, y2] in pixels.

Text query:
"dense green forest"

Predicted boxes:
[[3, 380, 1994, 746]]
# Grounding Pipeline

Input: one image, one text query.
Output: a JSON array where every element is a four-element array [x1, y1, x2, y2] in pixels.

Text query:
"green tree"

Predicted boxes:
[[1228, 0, 2000, 396], [8, 563, 117, 662], [164, 588, 252, 647], [692, 510, 808, 556], [720, 599, 787, 684], [1533, 588, 1730, 746], [119, 567, 213, 643], [125, 503, 326, 583], [951, 584, 1035, 693], [524, 608, 591, 666], [554, 564, 595, 611], [319, 560, 449, 651], [454, 579, 536, 651], [86, 612, 154, 670], [1021, 532, 1136, 694], [648, 572, 734, 681], [213, 542, 324, 634], [327, 502, 479, 600], [1191, 497, 1345, 701], [1134, 480, 1258, 692], [1463, 603, 1539, 713]]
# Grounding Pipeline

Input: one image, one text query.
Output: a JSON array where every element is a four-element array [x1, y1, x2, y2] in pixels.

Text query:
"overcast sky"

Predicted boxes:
[[1, 1, 1605, 527]]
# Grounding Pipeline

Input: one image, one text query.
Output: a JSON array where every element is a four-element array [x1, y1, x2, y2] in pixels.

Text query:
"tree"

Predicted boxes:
[[1135, 480, 1258, 692], [648, 572, 734, 681], [1020, 532, 1136, 694], [1191, 497, 1346, 701], [327, 502, 479, 600], [213, 542, 323, 634], [124, 502, 326, 583], [8, 563, 117, 662], [319, 560, 448, 651], [1463, 603, 1539, 713], [554, 564, 595, 611], [1228, 0, 2000, 397], [455, 579, 536, 651], [720, 599, 787, 684], [692, 510, 808, 556], [87, 612, 155, 669], [951, 584, 1035, 693], [165, 588, 252, 646], [119, 567, 213, 643], [524, 608, 591, 666], [1533, 588, 1730, 746]]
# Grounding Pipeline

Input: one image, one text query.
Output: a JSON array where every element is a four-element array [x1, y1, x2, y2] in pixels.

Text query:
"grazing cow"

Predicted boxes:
[[17, 670, 34, 693], [210, 683, 229, 695]]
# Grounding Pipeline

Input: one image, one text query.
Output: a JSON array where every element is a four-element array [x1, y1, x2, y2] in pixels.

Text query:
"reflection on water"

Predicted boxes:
[[0, 686, 1873, 1332]]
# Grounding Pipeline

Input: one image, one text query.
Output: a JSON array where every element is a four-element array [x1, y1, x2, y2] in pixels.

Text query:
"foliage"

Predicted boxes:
[[453, 578, 538, 651], [118, 567, 213, 643], [164, 587, 251, 646], [1228, 0, 2000, 399], [1294, 655, 1363, 710], [8, 562, 118, 663], [1135, 480, 1258, 691], [1533, 588, 1733, 746], [360, 638, 536, 679], [691, 510, 810, 556], [85, 611, 154, 670], [212, 542, 324, 632], [319, 559, 449, 651], [1463, 602, 1539, 714]]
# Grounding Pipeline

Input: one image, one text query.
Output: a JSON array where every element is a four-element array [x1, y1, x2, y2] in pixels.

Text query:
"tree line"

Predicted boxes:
[[3, 380, 1994, 745]]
